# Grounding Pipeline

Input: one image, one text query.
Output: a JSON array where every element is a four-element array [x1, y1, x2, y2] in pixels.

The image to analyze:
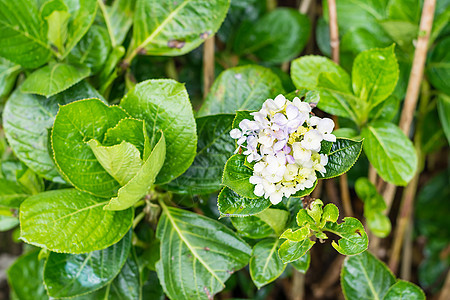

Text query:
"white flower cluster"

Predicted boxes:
[[230, 94, 336, 205]]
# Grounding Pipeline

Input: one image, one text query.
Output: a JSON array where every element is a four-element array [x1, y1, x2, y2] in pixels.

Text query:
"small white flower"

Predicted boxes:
[[283, 164, 298, 181], [230, 128, 242, 139], [317, 118, 336, 142], [293, 97, 312, 114], [301, 129, 323, 152], [292, 142, 311, 162]]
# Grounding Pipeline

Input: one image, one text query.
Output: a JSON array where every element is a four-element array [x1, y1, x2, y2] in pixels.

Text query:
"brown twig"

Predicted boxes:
[[400, 221, 414, 280], [368, 164, 378, 185], [439, 270, 450, 300], [203, 36, 215, 99], [291, 270, 305, 300], [327, 0, 340, 64]]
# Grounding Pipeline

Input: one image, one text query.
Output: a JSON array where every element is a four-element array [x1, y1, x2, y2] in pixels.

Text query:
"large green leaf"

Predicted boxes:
[[427, 36, 450, 95], [0, 0, 52, 68], [7, 251, 47, 300], [3, 82, 103, 182], [52, 98, 129, 197], [166, 114, 235, 195], [105, 131, 166, 211], [198, 65, 284, 116], [383, 280, 425, 300], [249, 238, 286, 288], [156, 204, 251, 300], [222, 154, 258, 199], [129, 0, 229, 58], [20, 189, 133, 254], [0, 57, 20, 98], [352, 45, 399, 109], [21, 63, 90, 97], [43, 231, 131, 297], [438, 93, 450, 144], [104, 0, 136, 46], [120, 79, 197, 184], [319, 138, 363, 180], [0, 178, 29, 208], [234, 8, 310, 63], [361, 121, 417, 186], [217, 187, 271, 217], [323, 217, 368, 255], [341, 251, 396, 300]]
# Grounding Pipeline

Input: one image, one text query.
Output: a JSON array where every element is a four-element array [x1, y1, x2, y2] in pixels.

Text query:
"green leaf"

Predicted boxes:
[[278, 238, 315, 264], [361, 121, 417, 186], [0, 0, 52, 68], [352, 45, 399, 109], [231, 215, 274, 239], [166, 114, 235, 195], [217, 187, 271, 217], [120, 79, 197, 184], [198, 65, 284, 116], [427, 36, 450, 95], [369, 95, 400, 122], [0, 215, 19, 231], [105, 0, 136, 46], [69, 25, 111, 73], [383, 280, 425, 300], [437, 93, 450, 144], [20, 189, 133, 254], [323, 217, 368, 255], [41, 0, 70, 53], [322, 203, 339, 223], [3, 82, 103, 182], [130, 0, 229, 57], [0, 57, 20, 98], [355, 177, 391, 238], [0, 178, 29, 208], [43, 231, 131, 297], [319, 138, 363, 180], [256, 208, 289, 236], [87, 140, 143, 186], [222, 154, 258, 199], [7, 251, 47, 300], [341, 251, 396, 300], [280, 227, 310, 242], [52, 98, 129, 197], [290, 252, 310, 273], [105, 131, 166, 211], [249, 239, 286, 288], [156, 204, 251, 300], [234, 8, 310, 63], [21, 63, 90, 97]]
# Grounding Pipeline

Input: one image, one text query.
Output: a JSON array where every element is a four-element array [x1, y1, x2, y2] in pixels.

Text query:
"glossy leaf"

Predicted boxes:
[[323, 217, 368, 255], [250, 239, 286, 288], [352, 45, 399, 109], [156, 204, 251, 300], [166, 114, 235, 195], [198, 65, 284, 116], [105, 0, 136, 46], [120, 79, 197, 184], [105, 132, 166, 211], [437, 93, 450, 144], [234, 8, 310, 63], [3, 82, 103, 182], [0, 0, 52, 68], [20, 189, 133, 254], [217, 187, 271, 217], [43, 231, 131, 297], [21, 63, 90, 97], [231, 215, 274, 239], [361, 121, 417, 186], [52, 98, 129, 197], [278, 238, 315, 264], [223, 154, 258, 199], [383, 280, 425, 300], [130, 0, 229, 57], [0, 57, 20, 98], [7, 251, 47, 300], [319, 138, 363, 180], [341, 251, 396, 300]]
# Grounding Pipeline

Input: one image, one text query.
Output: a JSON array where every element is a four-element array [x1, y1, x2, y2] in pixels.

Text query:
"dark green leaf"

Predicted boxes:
[[319, 138, 363, 180], [323, 217, 368, 255], [249, 238, 286, 288], [217, 187, 271, 217], [427, 36, 450, 94], [383, 280, 425, 300], [222, 154, 258, 199], [438, 93, 450, 144], [198, 65, 284, 116], [290, 252, 310, 273], [156, 204, 251, 300], [20, 189, 133, 254]]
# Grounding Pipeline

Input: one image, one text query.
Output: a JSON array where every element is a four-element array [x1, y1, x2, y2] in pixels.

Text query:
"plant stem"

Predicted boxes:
[[299, 0, 312, 14], [327, 0, 340, 64], [203, 36, 215, 99], [291, 270, 305, 300], [439, 270, 450, 300]]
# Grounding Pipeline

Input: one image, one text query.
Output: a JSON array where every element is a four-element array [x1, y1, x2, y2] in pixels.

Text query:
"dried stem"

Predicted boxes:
[[368, 164, 377, 185], [400, 221, 413, 280], [439, 270, 450, 300], [327, 0, 340, 64], [291, 270, 305, 300], [299, 0, 313, 14], [203, 36, 215, 98]]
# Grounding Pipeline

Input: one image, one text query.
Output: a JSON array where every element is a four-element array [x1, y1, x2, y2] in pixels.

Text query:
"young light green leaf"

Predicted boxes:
[[21, 63, 90, 97], [234, 8, 310, 63], [0, 215, 19, 231], [341, 251, 396, 300], [156, 204, 251, 300], [323, 217, 368, 255], [352, 45, 399, 109], [322, 203, 339, 224], [166, 114, 236, 195], [120, 79, 197, 184], [129, 0, 229, 59], [256, 208, 289, 236], [43, 231, 131, 297], [217, 187, 271, 217], [278, 238, 315, 264], [198, 65, 284, 116], [437, 93, 450, 144], [250, 239, 286, 288], [222, 154, 258, 199], [20, 189, 133, 254], [41, 0, 70, 53], [7, 251, 47, 300], [3, 82, 103, 182], [104, 132, 166, 211], [361, 121, 417, 186], [52, 98, 129, 197], [0, 0, 52, 68], [319, 138, 363, 180], [383, 280, 425, 300], [280, 227, 310, 242]]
